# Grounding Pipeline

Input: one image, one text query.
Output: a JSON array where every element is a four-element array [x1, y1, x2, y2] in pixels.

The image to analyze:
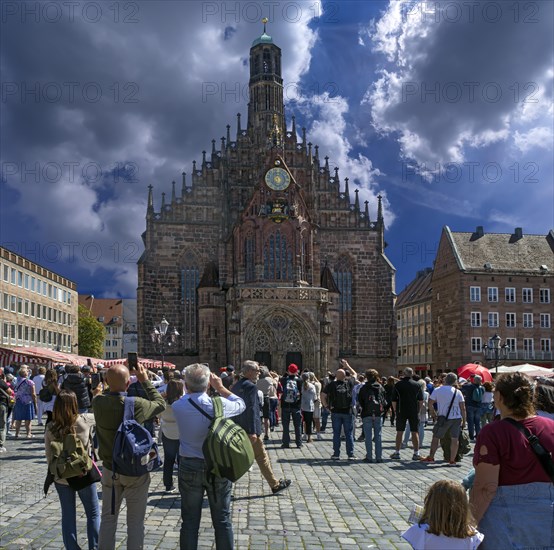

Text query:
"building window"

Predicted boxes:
[[470, 286, 481, 302], [540, 314, 551, 328], [471, 312, 481, 327], [31, 302, 35, 317], [112, 339, 117, 346], [17, 271, 23, 287], [506, 313, 516, 328], [24, 300, 29, 316], [471, 337, 482, 352], [3, 265, 8, 282], [105, 340, 110, 347], [2, 293, 8, 310], [488, 312, 499, 328], [539, 288, 550, 303], [31, 276, 35, 292], [334, 256, 354, 354], [263, 230, 293, 281], [488, 287, 498, 302], [522, 288, 533, 303], [31, 328, 35, 343], [541, 339, 551, 352], [181, 259, 200, 353], [24, 326, 29, 342], [11, 268, 16, 285], [505, 287, 515, 302], [523, 338, 534, 356], [244, 234, 255, 282], [506, 338, 517, 352], [24, 274, 29, 289], [2, 323, 8, 344], [523, 313, 533, 328], [17, 298, 22, 314], [10, 296, 16, 312]]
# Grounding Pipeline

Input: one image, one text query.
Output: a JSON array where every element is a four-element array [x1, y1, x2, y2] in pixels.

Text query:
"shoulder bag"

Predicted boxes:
[[436, 389, 457, 428], [503, 418, 554, 483]]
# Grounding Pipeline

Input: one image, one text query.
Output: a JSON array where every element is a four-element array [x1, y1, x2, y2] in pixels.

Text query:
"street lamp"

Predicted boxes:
[[150, 316, 179, 369], [483, 333, 509, 376]]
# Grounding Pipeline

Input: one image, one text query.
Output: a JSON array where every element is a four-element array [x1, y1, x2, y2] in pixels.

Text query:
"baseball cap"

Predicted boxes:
[[287, 364, 298, 374], [226, 365, 235, 373]]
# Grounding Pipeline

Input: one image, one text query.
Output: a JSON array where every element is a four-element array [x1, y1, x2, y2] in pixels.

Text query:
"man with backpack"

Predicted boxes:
[[461, 374, 484, 441], [232, 360, 291, 495], [92, 363, 165, 550], [279, 364, 303, 449], [358, 369, 387, 462], [172, 363, 246, 550], [322, 360, 357, 460]]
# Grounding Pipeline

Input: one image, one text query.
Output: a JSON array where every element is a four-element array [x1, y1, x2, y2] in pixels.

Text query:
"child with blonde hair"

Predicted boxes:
[[401, 480, 483, 549]]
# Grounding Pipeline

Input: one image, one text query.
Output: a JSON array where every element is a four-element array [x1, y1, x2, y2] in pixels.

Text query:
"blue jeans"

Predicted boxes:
[[403, 421, 425, 447], [321, 407, 330, 431], [466, 406, 482, 439], [55, 482, 100, 550], [331, 412, 354, 457], [162, 433, 180, 490], [269, 398, 278, 428], [281, 407, 302, 446], [362, 416, 382, 460], [178, 458, 233, 550]]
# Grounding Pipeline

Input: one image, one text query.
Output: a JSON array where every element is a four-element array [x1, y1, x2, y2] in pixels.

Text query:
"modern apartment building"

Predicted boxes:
[[0, 246, 78, 352], [78, 295, 123, 360], [396, 268, 433, 374], [432, 226, 554, 370]]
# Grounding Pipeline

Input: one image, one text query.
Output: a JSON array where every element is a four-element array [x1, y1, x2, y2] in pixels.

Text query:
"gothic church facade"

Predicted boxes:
[[138, 28, 397, 376]]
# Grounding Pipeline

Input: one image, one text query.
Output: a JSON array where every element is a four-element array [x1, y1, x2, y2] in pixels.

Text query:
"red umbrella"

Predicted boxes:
[[457, 363, 493, 382]]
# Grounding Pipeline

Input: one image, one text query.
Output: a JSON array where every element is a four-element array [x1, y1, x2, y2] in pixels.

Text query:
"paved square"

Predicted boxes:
[[0, 421, 474, 549]]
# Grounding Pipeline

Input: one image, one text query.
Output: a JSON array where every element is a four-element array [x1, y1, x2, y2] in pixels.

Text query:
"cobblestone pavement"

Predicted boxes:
[[0, 419, 474, 549]]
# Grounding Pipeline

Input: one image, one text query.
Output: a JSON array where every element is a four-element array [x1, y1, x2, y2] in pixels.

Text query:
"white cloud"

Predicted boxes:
[[514, 127, 554, 154], [363, 0, 554, 173]]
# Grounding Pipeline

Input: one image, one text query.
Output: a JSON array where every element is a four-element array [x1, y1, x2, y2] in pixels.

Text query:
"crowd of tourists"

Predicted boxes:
[[0, 359, 552, 550]]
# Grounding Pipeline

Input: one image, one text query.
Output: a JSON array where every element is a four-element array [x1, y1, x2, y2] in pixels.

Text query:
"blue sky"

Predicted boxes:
[[1, 0, 553, 297]]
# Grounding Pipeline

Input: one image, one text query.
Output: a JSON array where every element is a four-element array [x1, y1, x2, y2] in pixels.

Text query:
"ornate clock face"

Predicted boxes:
[[265, 167, 291, 191]]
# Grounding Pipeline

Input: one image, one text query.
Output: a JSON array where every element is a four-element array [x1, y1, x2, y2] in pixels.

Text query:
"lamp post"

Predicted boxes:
[[150, 317, 179, 369], [483, 333, 509, 376]]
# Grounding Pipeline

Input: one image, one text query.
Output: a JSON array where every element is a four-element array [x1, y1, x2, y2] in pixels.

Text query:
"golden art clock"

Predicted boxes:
[[265, 167, 291, 191]]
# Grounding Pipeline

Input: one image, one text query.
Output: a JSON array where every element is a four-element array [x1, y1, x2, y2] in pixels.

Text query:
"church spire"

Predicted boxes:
[[236, 113, 241, 137], [354, 189, 360, 212], [181, 172, 186, 196], [377, 194, 383, 223], [161, 191, 166, 210], [291, 115, 296, 139], [344, 177, 350, 201], [171, 181, 176, 204], [226, 124, 231, 144], [364, 200, 370, 225], [247, 19, 284, 145]]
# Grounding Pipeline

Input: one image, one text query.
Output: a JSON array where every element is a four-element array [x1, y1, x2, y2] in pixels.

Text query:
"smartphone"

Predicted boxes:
[[128, 352, 139, 371]]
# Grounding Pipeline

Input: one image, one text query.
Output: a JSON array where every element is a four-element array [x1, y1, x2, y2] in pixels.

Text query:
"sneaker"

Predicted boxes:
[[390, 451, 401, 459], [0, 446, 7, 453], [363, 457, 374, 463], [165, 486, 177, 494], [412, 452, 421, 460], [280, 444, 290, 449], [302, 434, 307, 441], [331, 455, 340, 460], [263, 435, 269, 441], [376, 458, 384, 463], [420, 456, 434, 463], [348, 455, 355, 461], [316, 433, 322, 441], [272, 479, 291, 495], [448, 461, 460, 467], [357, 434, 365, 442]]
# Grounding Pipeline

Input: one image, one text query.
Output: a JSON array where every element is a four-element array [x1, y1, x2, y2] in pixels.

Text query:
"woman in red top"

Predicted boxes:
[[470, 372, 554, 549]]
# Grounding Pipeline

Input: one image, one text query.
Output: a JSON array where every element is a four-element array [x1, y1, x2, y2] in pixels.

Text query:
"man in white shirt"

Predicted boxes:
[[172, 364, 245, 550], [421, 372, 466, 465], [33, 367, 46, 425]]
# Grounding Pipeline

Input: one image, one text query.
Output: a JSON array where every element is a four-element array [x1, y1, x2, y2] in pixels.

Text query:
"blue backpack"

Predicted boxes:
[[111, 397, 162, 513]]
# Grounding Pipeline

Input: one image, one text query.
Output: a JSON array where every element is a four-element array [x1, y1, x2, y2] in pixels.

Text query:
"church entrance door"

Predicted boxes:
[[254, 351, 272, 369], [285, 352, 302, 371]]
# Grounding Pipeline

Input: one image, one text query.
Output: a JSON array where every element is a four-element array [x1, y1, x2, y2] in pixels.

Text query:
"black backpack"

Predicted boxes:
[[365, 385, 384, 417], [332, 381, 352, 410]]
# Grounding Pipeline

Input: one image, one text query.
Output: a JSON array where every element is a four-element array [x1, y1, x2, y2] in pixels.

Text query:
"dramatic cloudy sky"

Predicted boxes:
[[1, 0, 552, 297]]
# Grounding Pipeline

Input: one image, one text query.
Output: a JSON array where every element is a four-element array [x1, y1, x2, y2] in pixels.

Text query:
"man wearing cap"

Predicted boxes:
[[279, 364, 303, 448], [222, 365, 235, 389]]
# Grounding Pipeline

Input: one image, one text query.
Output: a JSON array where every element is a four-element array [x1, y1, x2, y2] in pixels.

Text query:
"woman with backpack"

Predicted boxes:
[[358, 369, 387, 462], [13, 365, 37, 439], [45, 389, 99, 550], [300, 372, 317, 443]]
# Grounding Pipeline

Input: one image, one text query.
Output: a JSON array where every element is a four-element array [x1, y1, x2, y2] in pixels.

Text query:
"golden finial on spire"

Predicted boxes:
[[262, 17, 268, 33]]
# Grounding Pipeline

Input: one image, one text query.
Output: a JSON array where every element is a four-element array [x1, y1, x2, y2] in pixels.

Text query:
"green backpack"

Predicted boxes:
[[189, 396, 254, 482], [49, 431, 92, 479]]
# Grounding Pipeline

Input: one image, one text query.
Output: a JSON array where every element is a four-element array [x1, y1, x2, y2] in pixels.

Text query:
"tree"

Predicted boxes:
[[78, 304, 105, 358]]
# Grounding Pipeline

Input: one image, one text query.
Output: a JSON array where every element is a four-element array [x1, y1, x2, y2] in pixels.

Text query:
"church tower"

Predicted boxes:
[[247, 18, 285, 146], [138, 22, 397, 376]]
